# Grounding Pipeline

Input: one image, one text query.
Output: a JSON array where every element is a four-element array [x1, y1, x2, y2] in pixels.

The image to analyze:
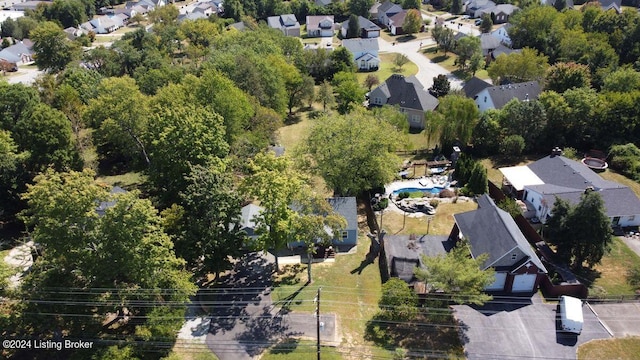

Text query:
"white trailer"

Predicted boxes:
[[559, 295, 583, 335]]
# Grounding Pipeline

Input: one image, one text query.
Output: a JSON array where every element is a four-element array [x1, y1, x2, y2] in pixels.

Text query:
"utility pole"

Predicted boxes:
[[315, 287, 321, 360]]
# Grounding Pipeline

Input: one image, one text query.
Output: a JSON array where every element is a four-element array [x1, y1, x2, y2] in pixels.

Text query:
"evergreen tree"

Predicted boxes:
[[451, 0, 461, 14], [466, 162, 488, 195], [346, 14, 360, 39]]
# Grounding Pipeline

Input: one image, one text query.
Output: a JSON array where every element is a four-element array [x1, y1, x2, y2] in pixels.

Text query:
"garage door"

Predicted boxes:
[[511, 274, 537, 292], [485, 272, 507, 291]]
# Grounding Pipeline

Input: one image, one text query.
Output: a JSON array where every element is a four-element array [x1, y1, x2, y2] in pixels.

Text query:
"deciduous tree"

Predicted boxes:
[[432, 25, 455, 55], [402, 9, 422, 36], [304, 109, 404, 195], [488, 48, 549, 85], [455, 36, 481, 71], [415, 240, 494, 305], [31, 21, 81, 72], [393, 53, 409, 70], [544, 62, 591, 93], [429, 74, 450, 98]]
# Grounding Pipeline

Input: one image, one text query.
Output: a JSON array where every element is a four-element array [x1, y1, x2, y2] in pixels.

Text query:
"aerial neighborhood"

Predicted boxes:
[[2, 0, 640, 359]]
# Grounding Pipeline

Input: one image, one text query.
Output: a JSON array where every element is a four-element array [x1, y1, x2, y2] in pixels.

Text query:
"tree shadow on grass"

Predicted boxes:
[[431, 54, 450, 63], [574, 266, 602, 288], [365, 310, 464, 356]]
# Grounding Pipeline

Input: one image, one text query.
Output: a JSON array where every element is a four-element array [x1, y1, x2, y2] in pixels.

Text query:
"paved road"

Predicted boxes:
[[205, 252, 336, 360], [378, 36, 463, 91], [589, 302, 640, 337], [453, 293, 610, 360], [6, 67, 41, 85], [621, 235, 640, 259]]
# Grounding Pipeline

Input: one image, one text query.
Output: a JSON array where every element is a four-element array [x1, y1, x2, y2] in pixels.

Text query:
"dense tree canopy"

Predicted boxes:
[[304, 110, 405, 196], [31, 21, 81, 72]]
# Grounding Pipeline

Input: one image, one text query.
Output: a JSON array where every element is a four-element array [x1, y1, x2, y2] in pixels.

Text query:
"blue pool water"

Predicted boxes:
[[392, 186, 446, 195]]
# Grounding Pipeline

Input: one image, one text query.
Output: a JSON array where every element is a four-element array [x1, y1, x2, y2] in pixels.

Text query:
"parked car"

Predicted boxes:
[[475, 19, 482, 26]]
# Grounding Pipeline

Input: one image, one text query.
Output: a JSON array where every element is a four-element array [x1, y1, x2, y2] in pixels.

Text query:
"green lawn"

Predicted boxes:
[[261, 340, 343, 360], [588, 237, 640, 296], [271, 235, 391, 359], [96, 171, 148, 190], [277, 113, 314, 151], [422, 46, 490, 81], [578, 337, 640, 360], [600, 169, 640, 199], [356, 52, 419, 87]]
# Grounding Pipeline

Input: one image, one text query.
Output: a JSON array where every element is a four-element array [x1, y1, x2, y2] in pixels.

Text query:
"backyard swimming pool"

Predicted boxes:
[[392, 186, 447, 195]]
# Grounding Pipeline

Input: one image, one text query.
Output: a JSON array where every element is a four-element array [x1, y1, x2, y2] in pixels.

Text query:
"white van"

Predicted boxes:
[[559, 295, 583, 335]]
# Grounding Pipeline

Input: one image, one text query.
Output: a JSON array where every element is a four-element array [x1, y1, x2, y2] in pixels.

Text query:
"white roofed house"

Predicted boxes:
[[341, 38, 380, 71]]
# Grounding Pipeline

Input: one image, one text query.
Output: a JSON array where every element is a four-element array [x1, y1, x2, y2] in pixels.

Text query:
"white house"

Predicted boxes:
[[267, 14, 301, 37], [473, 81, 541, 112], [341, 38, 380, 71], [499, 148, 640, 227], [491, 23, 512, 47]]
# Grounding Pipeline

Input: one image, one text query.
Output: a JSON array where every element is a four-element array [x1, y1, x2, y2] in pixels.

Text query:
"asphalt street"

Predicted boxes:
[[205, 253, 337, 360], [453, 293, 611, 360]]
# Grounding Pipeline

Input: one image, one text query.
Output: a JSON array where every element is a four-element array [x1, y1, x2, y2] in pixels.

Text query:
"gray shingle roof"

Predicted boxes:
[[327, 197, 357, 231], [492, 44, 522, 58], [479, 33, 501, 51], [341, 16, 381, 32], [0, 41, 34, 63], [267, 14, 300, 30], [389, 9, 408, 26], [463, 76, 492, 98], [341, 38, 379, 53], [384, 234, 450, 282], [96, 186, 127, 216], [525, 155, 640, 218], [372, 74, 439, 111], [378, 0, 402, 14], [485, 81, 541, 108], [454, 195, 546, 272]]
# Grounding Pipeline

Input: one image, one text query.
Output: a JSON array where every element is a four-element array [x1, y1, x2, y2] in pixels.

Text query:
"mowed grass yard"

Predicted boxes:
[[261, 340, 343, 360], [380, 200, 477, 236], [422, 46, 490, 81], [356, 52, 418, 87], [271, 234, 391, 359], [578, 337, 640, 360], [589, 237, 640, 296]]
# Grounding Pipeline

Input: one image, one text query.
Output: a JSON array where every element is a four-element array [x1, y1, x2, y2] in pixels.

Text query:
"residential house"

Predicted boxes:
[[369, 74, 439, 129], [306, 15, 335, 37], [315, 0, 332, 7], [491, 23, 512, 47], [239, 203, 264, 239], [0, 40, 34, 66], [499, 148, 640, 227], [384, 234, 453, 283], [81, 16, 123, 34], [10, 1, 49, 11], [0, 10, 24, 25], [96, 186, 128, 217], [479, 33, 500, 56], [63, 27, 86, 40], [377, 0, 403, 27], [288, 197, 359, 249], [369, 2, 382, 19], [491, 44, 521, 61], [476, 4, 519, 24], [599, 0, 622, 13], [267, 14, 301, 37], [450, 194, 548, 293], [227, 21, 247, 31], [462, 76, 492, 98], [192, 1, 218, 16], [465, 0, 495, 18], [340, 16, 381, 38], [388, 10, 408, 36], [473, 81, 541, 112], [541, 0, 574, 9], [178, 11, 208, 22], [341, 38, 380, 71], [327, 197, 358, 247]]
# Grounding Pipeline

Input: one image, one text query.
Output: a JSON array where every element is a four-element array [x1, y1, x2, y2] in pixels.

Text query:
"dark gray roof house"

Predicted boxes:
[[451, 194, 547, 293], [479, 33, 501, 56], [369, 74, 439, 129], [0, 40, 34, 65], [474, 81, 541, 112], [491, 44, 522, 60], [462, 76, 492, 98], [499, 149, 640, 228], [340, 16, 381, 38], [384, 234, 452, 283], [599, 0, 621, 13], [96, 186, 127, 217]]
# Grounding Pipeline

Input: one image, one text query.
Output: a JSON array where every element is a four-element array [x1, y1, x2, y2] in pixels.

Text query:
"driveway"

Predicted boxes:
[[205, 252, 337, 360], [453, 293, 611, 360], [377, 36, 463, 91], [589, 302, 640, 337], [6, 67, 42, 85], [621, 235, 640, 259]]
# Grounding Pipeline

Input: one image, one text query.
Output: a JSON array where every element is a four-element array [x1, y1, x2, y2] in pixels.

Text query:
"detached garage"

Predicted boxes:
[[451, 194, 547, 294]]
